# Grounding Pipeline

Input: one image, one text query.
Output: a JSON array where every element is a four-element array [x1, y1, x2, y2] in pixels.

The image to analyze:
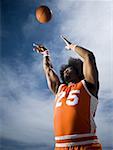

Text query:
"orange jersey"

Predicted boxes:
[[54, 80, 100, 147]]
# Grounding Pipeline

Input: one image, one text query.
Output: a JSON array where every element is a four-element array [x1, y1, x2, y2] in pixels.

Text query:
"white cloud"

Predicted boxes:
[[95, 92, 113, 147], [0, 60, 54, 145]]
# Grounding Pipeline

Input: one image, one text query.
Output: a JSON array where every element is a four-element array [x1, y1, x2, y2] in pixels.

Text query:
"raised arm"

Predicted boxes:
[[72, 45, 99, 95], [33, 44, 60, 95], [43, 54, 60, 95], [61, 36, 99, 97]]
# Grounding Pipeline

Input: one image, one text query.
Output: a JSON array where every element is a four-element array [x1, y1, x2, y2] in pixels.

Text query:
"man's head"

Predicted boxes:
[[60, 58, 84, 84]]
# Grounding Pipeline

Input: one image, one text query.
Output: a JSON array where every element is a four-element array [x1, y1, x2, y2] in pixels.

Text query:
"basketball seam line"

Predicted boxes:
[[38, 7, 50, 22]]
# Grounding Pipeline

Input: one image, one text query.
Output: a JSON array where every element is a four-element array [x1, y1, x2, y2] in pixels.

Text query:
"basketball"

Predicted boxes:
[[35, 5, 52, 23]]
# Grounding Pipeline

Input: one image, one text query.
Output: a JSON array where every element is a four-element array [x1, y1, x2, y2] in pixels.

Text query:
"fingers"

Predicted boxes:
[[33, 43, 40, 49], [33, 43, 39, 52], [60, 35, 72, 46], [32, 43, 43, 52]]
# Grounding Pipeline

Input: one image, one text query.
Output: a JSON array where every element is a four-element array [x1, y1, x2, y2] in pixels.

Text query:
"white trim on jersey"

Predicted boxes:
[[55, 133, 96, 140], [81, 80, 98, 101], [57, 84, 65, 94], [81, 80, 98, 133], [55, 139, 99, 147], [55, 84, 65, 103]]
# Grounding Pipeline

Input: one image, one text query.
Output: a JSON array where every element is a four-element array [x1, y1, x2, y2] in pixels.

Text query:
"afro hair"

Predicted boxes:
[[60, 57, 84, 84]]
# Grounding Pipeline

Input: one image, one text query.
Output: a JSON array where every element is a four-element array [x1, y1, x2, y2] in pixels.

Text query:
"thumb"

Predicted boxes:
[[65, 45, 70, 50]]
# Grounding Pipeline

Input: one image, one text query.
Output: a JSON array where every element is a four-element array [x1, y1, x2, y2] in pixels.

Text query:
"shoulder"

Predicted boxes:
[[56, 83, 66, 94], [81, 80, 98, 99]]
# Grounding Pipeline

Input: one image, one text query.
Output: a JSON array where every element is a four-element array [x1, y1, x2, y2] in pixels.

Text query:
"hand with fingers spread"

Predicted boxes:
[[33, 43, 49, 56]]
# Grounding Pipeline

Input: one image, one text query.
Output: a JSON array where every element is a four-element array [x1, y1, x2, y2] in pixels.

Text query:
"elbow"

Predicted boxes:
[[85, 52, 95, 61]]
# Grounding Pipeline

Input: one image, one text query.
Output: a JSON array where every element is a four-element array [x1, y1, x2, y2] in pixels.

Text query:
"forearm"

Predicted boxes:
[[43, 55, 60, 94], [70, 44, 93, 60], [43, 55, 58, 81], [43, 56, 53, 73]]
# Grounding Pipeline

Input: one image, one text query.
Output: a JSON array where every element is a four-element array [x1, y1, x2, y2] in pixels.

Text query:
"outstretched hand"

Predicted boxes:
[[33, 43, 47, 54], [60, 35, 76, 50]]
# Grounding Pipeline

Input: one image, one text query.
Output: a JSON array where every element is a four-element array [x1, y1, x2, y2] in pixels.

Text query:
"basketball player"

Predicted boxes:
[[33, 36, 102, 150]]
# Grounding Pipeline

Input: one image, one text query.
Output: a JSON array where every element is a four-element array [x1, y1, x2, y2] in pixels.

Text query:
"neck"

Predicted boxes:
[[70, 78, 80, 84], [66, 80, 80, 85]]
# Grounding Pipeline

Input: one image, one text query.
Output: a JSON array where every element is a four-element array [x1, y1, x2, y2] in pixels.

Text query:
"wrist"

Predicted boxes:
[[41, 50, 50, 57], [70, 44, 77, 51]]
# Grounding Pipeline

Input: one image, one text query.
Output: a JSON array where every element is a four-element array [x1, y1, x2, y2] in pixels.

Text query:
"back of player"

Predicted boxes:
[[54, 80, 102, 150]]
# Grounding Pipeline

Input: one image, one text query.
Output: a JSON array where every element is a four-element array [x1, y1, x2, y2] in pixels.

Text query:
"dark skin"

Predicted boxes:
[[63, 65, 99, 98], [71, 45, 99, 98], [63, 66, 80, 84], [33, 39, 99, 98]]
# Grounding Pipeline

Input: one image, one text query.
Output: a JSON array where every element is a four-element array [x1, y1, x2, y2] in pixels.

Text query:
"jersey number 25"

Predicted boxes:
[[55, 90, 80, 108]]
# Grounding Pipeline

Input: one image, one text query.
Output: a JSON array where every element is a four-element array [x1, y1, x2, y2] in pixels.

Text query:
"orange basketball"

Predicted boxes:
[[35, 5, 52, 23]]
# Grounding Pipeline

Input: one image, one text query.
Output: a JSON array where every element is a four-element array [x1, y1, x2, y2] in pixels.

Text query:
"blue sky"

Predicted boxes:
[[0, 0, 113, 150]]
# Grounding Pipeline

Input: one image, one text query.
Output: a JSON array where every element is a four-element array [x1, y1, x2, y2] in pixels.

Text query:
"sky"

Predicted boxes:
[[0, 0, 113, 150]]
